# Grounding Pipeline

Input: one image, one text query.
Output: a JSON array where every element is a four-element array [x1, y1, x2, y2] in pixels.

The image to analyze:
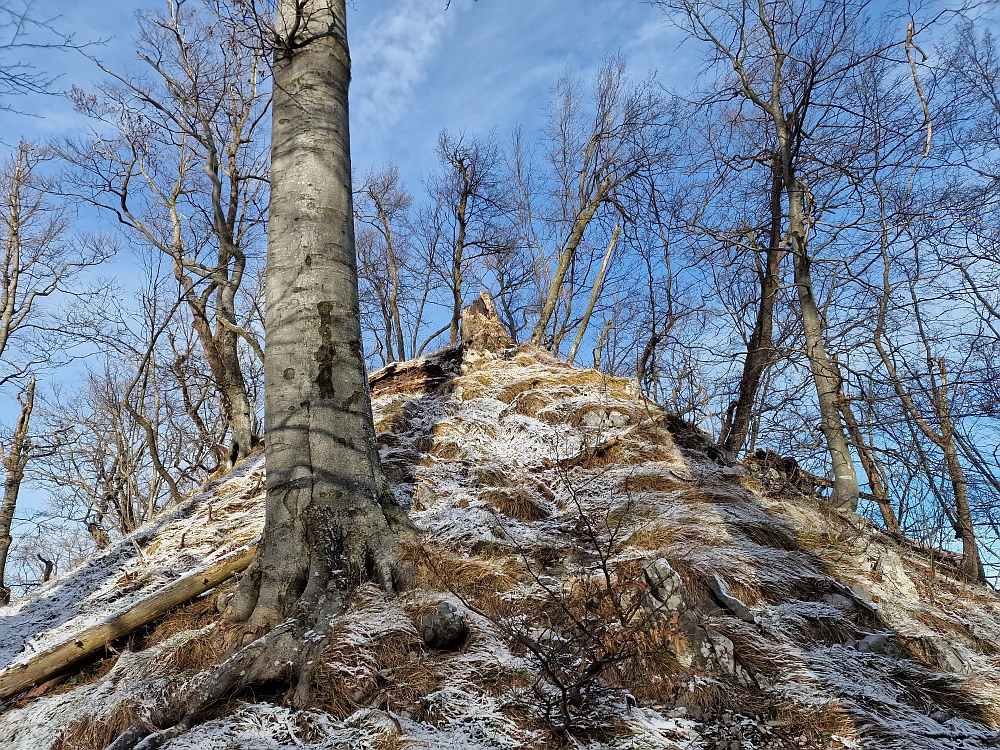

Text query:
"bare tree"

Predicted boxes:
[[428, 130, 510, 347], [58, 0, 268, 466], [0, 142, 109, 382], [355, 164, 414, 364], [649, 0, 941, 511], [528, 58, 669, 350]]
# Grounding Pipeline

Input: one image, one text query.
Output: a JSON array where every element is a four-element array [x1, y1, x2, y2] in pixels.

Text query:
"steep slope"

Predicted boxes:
[[0, 345, 997, 750]]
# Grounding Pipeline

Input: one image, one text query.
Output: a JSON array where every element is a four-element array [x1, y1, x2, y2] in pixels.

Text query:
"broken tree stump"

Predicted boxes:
[[461, 291, 513, 352]]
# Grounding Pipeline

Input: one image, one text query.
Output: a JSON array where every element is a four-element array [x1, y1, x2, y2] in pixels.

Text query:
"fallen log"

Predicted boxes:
[[0, 543, 256, 701]]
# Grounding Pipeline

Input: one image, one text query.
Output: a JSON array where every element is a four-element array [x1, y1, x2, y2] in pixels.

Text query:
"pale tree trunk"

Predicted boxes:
[[104, 5, 412, 745], [787, 189, 859, 512], [0, 377, 34, 605], [775, 112, 859, 512], [227, 0, 410, 635], [448, 177, 469, 347], [839, 392, 901, 533], [723, 160, 784, 455], [530, 195, 602, 347], [0, 145, 26, 361], [942, 438, 983, 582], [567, 224, 619, 365], [377, 208, 406, 362], [873, 254, 983, 579]]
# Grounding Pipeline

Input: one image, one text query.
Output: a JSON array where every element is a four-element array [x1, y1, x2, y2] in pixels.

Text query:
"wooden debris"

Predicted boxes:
[[368, 348, 462, 398], [0, 543, 256, 701], [461, 291, 514, 352]]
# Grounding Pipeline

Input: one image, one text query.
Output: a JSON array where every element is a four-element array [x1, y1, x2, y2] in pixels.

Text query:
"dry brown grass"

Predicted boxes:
[[401, 543, 519, 602], [723, 578, 766, 607], [770, 701, 859, 746], [626, 523, 677, 550], [886, 664, 997, 726], [53, 702, 144, 750], [729, 521, 801, 552], [429, 440, 462, 459], [795, 529, 855, 555], [620, 473, 693, 495], [705, 617, 797, 677], [910, 609, 1000, 657], [481, 488, 550, 521], [735, 475, 763, 494], [141, 589, 229, 649], [473, 465, 511, 488], [676, 488, 745, 505], [310, 627, 440, 722], [497, 378, 549, 406], [510, 390, 560, 418]]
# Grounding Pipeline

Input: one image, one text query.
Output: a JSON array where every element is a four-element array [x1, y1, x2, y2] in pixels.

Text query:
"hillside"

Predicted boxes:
[[0, 344, 998, 749]]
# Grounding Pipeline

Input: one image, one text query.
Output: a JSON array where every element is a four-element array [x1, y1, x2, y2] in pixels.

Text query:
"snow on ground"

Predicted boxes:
[[0, 345, 999, 749]]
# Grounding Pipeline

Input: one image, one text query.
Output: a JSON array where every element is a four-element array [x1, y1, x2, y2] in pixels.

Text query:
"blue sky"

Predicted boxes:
[[0, 0, 686, 179]]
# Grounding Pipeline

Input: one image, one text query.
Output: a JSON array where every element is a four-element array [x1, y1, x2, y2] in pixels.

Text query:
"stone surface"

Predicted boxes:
[[419, 601, 468, 650], [709, 574, 755, 623], [852, 633, 902, 657], [643, 558, 688, 615]]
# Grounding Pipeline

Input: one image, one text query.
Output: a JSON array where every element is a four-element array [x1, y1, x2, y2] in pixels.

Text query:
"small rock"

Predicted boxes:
[[821, 593, 854, 609], [858, 633, 902, 657], [709, 574, 755, 623], [419, 601, 468, 650], [930, 709, 950, 724], [643, 558, 687, 614]]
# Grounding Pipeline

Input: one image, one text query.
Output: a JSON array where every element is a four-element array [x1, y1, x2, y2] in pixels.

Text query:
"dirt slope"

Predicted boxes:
[[0, 345, 997, 750]]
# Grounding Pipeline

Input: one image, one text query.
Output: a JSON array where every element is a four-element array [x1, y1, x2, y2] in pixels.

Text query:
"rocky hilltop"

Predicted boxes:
[[0, 344, 998, 750]]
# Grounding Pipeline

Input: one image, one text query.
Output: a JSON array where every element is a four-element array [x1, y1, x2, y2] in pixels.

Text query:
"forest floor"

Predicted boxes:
[[0, 345, 998, 749]]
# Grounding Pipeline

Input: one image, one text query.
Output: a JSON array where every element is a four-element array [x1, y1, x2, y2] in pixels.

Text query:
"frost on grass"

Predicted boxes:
[[2, 347, 1000, 749]]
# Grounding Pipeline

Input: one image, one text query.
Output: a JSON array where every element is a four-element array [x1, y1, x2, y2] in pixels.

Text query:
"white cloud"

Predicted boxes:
[[351, 0, 459, 134]]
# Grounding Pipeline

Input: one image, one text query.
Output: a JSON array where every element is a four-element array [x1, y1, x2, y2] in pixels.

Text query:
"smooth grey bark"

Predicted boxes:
[[0, 377, 34, 605], [227, 0, 410, 634], [103, 6, 413, 745]]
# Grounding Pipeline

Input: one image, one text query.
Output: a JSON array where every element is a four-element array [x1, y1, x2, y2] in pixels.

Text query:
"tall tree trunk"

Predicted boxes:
[[941, 438, 983, 582], [774, 108, 858, 512], [448, 185, 469, 347], [0, 378, 34, 605], [839, 393, 901, 533], [227, 0, 410, 635], [787, 188, 859, 512], [567, 224, 619, 366], [723, 160, 784, 455], [530, 195, 602, 347]]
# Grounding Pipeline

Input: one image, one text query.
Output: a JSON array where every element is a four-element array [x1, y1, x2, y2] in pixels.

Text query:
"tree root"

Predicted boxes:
[[104, 596, 340, 750]]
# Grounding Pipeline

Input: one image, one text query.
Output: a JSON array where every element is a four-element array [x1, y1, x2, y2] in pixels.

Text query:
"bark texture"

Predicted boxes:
[[226, 0, 409, 635]]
